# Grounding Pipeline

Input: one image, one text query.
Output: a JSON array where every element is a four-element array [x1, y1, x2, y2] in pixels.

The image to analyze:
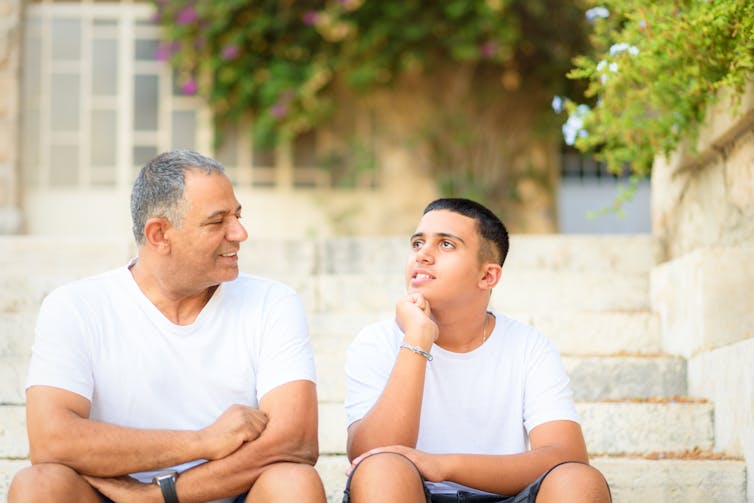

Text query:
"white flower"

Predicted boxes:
[[585, 6, 609, 22], [610, 43, 639, 56], [551, 96, 564, 113], [562, 104, 591, 145]]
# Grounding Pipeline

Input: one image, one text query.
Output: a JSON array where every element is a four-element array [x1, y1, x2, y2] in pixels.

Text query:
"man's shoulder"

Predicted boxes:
[[46, 266, 128, 301]]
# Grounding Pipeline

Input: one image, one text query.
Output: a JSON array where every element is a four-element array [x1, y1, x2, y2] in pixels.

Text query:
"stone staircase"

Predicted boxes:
[[0, 235, 747, 501]]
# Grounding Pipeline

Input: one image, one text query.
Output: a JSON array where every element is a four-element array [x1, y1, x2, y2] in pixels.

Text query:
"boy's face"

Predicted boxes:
[[405, 209, 488, 309]]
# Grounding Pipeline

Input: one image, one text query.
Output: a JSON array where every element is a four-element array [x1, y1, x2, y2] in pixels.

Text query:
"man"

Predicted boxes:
[[9, 150, 325, 503], [343, 198, 611, 502]]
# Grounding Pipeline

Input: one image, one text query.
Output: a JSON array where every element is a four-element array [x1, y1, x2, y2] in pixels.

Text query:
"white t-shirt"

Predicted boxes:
[[27, 264, 316, 493], [345, 313, 579, 493]]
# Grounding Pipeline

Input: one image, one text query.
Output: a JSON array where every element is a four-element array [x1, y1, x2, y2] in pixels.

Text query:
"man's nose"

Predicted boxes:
[[227, 216, 248, 242]]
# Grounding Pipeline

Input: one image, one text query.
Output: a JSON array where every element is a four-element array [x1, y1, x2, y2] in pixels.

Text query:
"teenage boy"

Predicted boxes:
[[343, 198, 611, 502]]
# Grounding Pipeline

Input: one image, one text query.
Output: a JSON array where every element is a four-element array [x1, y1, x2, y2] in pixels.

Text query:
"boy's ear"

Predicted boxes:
[[143, 217, 171, 254], [478, 263, 502, 290]]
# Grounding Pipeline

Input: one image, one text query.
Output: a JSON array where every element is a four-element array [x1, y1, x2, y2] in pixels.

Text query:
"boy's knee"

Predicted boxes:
[[539, 462, 611, 502], [348, 452, 425, 502]]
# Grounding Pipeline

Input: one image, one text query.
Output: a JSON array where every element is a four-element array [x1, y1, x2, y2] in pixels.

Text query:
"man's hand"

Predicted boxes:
[[199, 404, 269, 460], [395, 293, 439, 351], [83, 474, 162, 503], [349, 445, 446, 482]]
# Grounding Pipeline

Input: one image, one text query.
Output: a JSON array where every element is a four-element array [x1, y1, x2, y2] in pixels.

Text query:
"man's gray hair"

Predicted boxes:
[[130, 150, 225, 244]]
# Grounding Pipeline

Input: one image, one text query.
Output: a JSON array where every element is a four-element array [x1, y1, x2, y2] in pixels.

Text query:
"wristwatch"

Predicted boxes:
[[152, 470, 179, 503]]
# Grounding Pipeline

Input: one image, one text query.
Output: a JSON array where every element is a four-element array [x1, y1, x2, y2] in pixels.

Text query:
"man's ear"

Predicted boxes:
[[478, 263, 502, 290], [143, 217, 171, 254]]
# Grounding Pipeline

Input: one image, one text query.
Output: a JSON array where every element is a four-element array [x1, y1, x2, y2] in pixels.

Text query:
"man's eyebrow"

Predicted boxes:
[[203, 205, 242, 222], [410, 231, 466, 245]]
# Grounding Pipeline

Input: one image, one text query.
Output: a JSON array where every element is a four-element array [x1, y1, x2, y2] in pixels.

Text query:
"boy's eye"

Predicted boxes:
[[411, 240, 423, 249], [441, 240, 454, 248]]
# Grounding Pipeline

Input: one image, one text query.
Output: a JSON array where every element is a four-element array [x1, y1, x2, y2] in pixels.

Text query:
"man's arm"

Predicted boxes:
[[351, 420, 589, 496], [26, 385, 268, 477], [168, 379, 318, 503], [346, 294, 437, 460]]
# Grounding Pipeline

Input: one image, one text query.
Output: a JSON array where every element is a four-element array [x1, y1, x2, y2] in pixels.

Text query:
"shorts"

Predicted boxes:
[[99, 491, 248, 502], [342, 457, 587, 503]]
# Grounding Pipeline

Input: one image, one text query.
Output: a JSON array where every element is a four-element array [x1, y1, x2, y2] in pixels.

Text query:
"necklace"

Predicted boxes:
[[481, 311, 494, 344]]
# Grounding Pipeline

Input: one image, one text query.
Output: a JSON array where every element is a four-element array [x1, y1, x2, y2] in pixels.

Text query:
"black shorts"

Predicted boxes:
[[343, 458, 585, 503], [99, 490, 248, 502]]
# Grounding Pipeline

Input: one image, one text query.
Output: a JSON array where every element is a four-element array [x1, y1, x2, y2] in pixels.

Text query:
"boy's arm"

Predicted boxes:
[[351, 419, 589, 496], [346, 294, 438, 460], [26, 385, 268, 477]]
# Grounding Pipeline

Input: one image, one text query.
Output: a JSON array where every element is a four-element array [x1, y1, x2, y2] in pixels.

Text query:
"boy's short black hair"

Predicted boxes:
[[423, 198, 509, 266]]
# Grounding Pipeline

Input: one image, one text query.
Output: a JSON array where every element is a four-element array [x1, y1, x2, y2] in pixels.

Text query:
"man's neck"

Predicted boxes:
[[129, 259, 217, 326]]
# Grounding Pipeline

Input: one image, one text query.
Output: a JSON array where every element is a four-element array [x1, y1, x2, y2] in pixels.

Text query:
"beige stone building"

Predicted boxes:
[[1, 0, 652, 239]]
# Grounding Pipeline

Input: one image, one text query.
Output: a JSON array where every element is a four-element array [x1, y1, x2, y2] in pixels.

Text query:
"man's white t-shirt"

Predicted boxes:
[[345, 313, 579, 493], [27, 264, 316, 493]]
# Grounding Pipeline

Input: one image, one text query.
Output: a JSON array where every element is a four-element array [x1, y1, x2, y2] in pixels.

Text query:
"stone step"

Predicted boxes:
[[0, 454, 744, 503], [314, 344, 686, 403], [0, 399, 714, 460], [291, 269, 650, 314], [316, 400, 714, 456], [0, 267, 649, 315], [309, 310, 662, 356], [313, 454, 746, 503], [0, 234, 656, 279]]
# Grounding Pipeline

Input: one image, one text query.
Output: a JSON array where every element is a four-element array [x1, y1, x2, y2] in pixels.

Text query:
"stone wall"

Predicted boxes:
[[650, 82, 754, 500], [0, 0, 21, 234]]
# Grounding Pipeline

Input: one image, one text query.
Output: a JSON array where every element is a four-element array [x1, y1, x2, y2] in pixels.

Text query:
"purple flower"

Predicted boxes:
[[302, 11, 319, 25], [221, 44, 240, 61], [155, 42, 173, 62], [480, 42, 497, 58], [271, 102, 288, 119], [182, 78, 198, 95], [176, 5, 198, 25]]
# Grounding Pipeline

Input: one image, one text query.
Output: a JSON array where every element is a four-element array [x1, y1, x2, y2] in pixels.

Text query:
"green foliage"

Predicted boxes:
[[153, 0, 588, 148], [565, 0, 754, 176]]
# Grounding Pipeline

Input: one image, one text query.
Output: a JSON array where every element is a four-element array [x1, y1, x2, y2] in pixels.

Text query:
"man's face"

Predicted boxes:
[[166, 169, 248, 290], [405, 209, 487, 309]]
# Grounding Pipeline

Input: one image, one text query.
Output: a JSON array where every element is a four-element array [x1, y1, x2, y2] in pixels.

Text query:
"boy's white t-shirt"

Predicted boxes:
[[345, 313, 579, 493], [27, 264, 316, 492]]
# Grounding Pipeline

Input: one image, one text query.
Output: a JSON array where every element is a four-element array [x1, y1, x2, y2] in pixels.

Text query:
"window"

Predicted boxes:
[[21, 2, 209, 190]]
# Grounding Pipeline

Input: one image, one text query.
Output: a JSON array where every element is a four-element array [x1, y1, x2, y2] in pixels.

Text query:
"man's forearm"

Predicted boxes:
[[173, 424, 318, 503], [30, 410, 208, 477]]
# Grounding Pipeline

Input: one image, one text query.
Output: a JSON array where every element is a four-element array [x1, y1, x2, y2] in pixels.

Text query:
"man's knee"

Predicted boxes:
[[9, 463, 100, 503], [348, 452, 425, 502], [250, 462, 324, 502], [537, 462, 611, 502]]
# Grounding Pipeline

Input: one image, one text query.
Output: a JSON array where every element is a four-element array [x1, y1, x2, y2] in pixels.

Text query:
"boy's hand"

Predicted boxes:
[[396, 293, 439, 351]]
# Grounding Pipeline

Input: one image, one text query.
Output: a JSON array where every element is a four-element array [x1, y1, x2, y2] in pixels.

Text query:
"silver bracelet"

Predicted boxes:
[[400, 342, 433, 361]]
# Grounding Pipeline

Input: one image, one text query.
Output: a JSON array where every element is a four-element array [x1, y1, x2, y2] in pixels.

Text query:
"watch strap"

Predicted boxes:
[[153, 471, 179, 503]]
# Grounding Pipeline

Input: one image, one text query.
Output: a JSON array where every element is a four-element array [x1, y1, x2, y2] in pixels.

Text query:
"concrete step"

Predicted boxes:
[[316, 400, 714, 456], [309, 310, 662, 356], [296, 269, 649, 314], [0, 454, 744, 503], [0, 406, 26, 459], [314, 342, 686, 403], [1, 399, 714, 460], [0, 235, 655, 280], [314, 454, 746, 503]]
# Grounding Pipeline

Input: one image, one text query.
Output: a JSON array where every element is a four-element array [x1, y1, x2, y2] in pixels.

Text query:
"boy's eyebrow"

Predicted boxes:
[[410, 231, 466, 245]]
